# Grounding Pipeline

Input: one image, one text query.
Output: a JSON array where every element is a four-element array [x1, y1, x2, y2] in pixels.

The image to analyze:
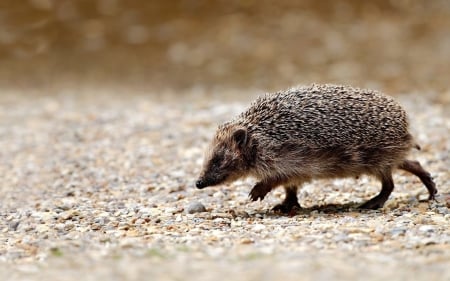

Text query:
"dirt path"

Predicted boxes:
[[0, 89, 449, 280]]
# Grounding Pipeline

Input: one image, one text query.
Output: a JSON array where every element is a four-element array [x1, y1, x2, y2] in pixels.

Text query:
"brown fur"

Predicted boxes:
[[196, 84, 437, 213]]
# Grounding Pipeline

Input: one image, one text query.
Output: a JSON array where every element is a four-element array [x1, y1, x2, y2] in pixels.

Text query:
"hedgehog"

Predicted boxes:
[[195, 84, 437, 213]]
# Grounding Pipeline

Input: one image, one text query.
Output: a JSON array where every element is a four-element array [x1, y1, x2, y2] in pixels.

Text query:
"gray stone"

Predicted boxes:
[[8, 221, 20, 231], [185, 202, 206, 214], [390, 227, 407, 237]]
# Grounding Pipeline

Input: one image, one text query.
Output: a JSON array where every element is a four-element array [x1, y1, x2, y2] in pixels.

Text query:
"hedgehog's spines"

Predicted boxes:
[[231, 84, 412, 150]]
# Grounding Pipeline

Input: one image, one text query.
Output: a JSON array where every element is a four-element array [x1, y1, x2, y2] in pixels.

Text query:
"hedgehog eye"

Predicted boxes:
[[211, 154, 224, 166]]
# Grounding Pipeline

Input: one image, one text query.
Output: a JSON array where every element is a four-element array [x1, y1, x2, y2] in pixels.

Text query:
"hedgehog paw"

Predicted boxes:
[[249, 186, 269, 201], [273, 201, 301, 214], [359, 197, 386, 210]]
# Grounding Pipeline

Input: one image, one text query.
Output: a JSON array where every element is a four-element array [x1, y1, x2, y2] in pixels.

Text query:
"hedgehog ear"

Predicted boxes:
[[233, 128, 248, 149]]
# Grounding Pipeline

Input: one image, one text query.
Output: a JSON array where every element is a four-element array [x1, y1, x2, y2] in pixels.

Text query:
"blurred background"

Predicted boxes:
[[0, 0, 449, 99]]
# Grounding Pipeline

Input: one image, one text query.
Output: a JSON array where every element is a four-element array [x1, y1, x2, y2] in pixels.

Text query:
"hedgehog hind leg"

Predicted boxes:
[[273, 185, 301, 214], [398, 159, 437, 200], [360, 169, 394, 209]]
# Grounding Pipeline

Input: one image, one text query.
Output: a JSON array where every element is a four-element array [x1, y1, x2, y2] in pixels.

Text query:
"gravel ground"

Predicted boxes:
[[0, 88, 449, 280]]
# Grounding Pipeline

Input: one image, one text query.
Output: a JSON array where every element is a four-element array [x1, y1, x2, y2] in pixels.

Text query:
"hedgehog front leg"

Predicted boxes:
[[360, 169, 394, 209], [249, 180, 280, 201], [273, 185, 301, 214]]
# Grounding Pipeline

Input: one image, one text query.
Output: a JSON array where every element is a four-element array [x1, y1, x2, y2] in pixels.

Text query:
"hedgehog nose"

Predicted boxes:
[[196, 179, 206, 189]]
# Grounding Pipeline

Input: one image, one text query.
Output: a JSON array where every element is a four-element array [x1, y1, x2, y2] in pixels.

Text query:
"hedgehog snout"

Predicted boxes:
[[195, 179, 207, 189], [195, 173, 226, 189]]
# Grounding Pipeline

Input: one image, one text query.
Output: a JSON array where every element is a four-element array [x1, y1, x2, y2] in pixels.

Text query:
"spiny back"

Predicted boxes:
[[228, 84, 410, 147]]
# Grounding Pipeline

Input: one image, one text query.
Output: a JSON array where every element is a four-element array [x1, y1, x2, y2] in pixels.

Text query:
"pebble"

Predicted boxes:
[[390, 227, 407, 237], [437, 207, 449, 215], [252, 224, 266, 232], [418, 225, 435, 233], [8, 221, 20, 231], [185, 202, 206, 214]]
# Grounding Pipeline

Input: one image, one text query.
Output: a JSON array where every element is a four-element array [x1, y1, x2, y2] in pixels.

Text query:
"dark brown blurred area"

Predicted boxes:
[[0, 0, 449, 96]]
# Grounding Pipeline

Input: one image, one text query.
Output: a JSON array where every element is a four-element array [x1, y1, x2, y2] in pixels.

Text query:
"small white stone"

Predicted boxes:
[[252, 224, 266, 232], [418, 225, 435, 233]]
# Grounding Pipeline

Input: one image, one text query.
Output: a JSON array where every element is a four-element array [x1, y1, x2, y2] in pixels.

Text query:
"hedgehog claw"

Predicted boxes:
[[428, 190, 437, 201], [249, 184, 271, 201], [359, 198, 385, 210], [273, 201, 301, 214], [248, 188, 267, 201]]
